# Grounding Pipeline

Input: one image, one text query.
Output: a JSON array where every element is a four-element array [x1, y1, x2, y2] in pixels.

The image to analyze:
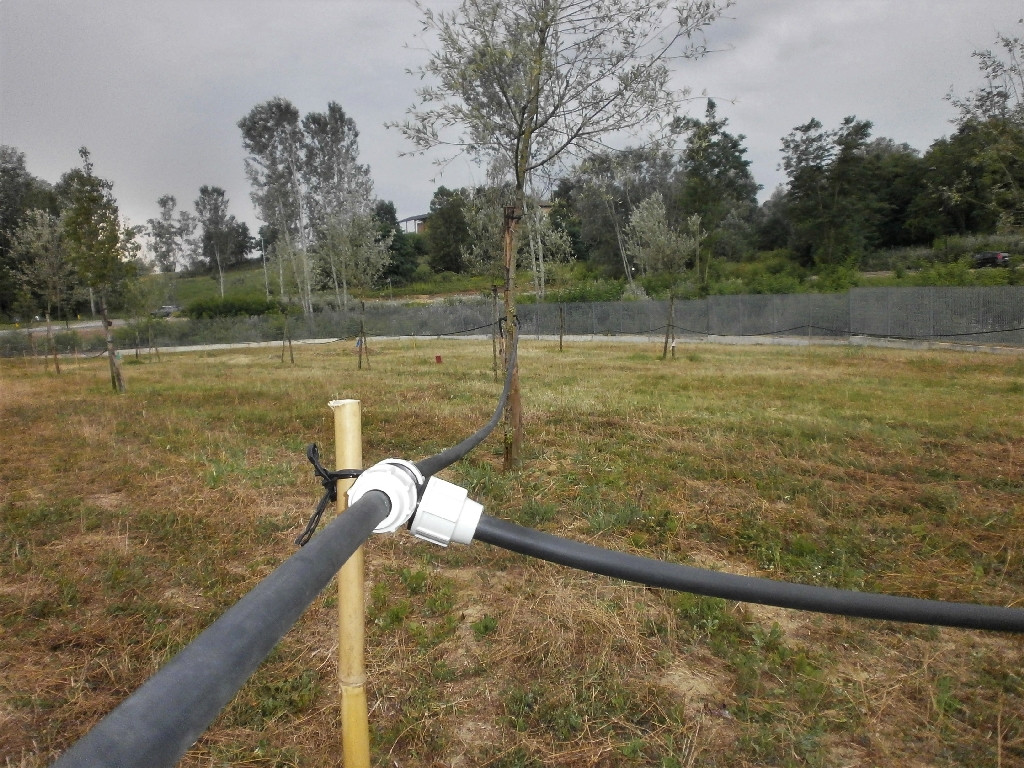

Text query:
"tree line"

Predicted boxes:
[[3, 14, 1021, 337], [411, 22, 1024, 300]]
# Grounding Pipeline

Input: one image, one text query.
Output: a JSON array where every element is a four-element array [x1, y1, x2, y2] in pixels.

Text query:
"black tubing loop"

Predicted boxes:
[[51, 491, 391, 768], [474, 515, 1024, 633], [415, 330, 519, 479]]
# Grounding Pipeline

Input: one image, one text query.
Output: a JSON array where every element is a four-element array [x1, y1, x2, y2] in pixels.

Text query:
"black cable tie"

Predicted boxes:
[[296, 443, 363, 547]]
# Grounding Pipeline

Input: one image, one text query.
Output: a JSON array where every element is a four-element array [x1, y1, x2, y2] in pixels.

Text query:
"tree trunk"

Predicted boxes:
[[527, 220, 541, 299], [535, 204, 547, 301], [45, 310, 60, 374], [215, 245, 225, 298], [261, 240, 270, 299], [502, 204, 523, 471], [342, 265, 349, 313], [100, 295, 125, 393], [277, 245, 286, 303], [607, 199, 635, 289], [331, 257, 343, 312]]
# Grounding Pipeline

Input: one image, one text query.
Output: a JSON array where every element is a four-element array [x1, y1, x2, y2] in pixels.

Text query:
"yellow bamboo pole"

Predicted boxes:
[[330, 399, 369, 768]]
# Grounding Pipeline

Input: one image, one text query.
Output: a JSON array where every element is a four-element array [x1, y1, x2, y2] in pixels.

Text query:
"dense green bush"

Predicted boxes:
[[185, 295, 281, 319]]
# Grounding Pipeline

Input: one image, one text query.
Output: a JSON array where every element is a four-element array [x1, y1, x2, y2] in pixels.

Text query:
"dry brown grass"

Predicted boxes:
[[1, 340, 1022, 767]]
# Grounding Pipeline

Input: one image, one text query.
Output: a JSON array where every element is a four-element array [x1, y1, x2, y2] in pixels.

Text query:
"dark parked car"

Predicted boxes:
[[972, 251, 1011, 268], [151, 305, 180, 318]]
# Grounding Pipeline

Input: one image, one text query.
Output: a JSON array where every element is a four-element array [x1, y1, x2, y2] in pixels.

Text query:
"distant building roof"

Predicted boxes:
[[397, 214, 429, 223]]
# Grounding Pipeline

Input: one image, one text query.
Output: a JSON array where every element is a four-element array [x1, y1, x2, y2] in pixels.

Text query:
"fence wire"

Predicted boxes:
[[2, 286, 1022, 357]]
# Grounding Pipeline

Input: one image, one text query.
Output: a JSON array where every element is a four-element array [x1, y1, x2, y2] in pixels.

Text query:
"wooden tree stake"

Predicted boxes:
[[330, 399, 369, 768], [662, 295, 674, 360]]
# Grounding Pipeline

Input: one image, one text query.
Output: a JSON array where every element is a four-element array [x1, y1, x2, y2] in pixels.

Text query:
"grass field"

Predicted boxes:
[[2, 340, 1023, 767]]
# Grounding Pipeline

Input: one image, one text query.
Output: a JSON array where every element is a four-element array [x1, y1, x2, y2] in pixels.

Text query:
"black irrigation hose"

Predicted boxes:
[[415, 329, 519, 479], [474, 514, 1024, 633], [435, 320, 499, 337], [51, 491, 392, 768], [51, 332, 521, 768]]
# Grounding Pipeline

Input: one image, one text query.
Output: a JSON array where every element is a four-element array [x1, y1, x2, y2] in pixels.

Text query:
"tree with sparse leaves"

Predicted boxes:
[[14, 209, 76, 372], [59, 148, 137, 393], [396, 0, 727, 467], [147, 195, 196, 274]]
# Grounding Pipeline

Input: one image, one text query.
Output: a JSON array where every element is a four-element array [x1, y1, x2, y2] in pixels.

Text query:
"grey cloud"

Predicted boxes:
[[1, 0, 1019, 231]]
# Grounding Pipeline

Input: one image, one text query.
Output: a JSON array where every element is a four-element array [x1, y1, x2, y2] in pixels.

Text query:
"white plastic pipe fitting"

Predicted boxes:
[[346, 459, 424, 534], [409, 476, 483, 547]]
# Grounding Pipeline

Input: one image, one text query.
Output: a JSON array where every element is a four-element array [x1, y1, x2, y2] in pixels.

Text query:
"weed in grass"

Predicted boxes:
[[424, 583, 456, 616], [399, 567, 428, 595], [471, 614, 498, 639], [227, 669, 320, 729]]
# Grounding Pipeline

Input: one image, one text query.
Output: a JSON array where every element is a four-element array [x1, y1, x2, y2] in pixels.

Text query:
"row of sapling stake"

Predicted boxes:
[[59, 148, 139, 393], [395, 0, 730, 468], [238, 100, 391, 316]]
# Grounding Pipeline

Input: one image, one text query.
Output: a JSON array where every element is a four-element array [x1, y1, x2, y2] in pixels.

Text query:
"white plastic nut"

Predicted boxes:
[[347, 459, 424, 534], [409, 476, 483, 547]]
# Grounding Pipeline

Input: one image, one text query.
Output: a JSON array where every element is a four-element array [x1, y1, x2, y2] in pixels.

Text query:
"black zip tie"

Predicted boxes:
[[296, 443, 363, 546]]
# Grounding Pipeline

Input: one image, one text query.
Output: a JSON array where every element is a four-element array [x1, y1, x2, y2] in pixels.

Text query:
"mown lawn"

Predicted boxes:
[[1, 340, 1022, 767]]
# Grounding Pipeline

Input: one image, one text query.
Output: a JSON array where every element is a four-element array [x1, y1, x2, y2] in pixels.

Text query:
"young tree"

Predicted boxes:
[[460, 185, 510, 275], [317, 213, 392, 310], [59, 148, 136, 392], [625, 192, 686, 276], [522, 196, 572, 298], [147, 195, 197, 273], [573, 147, 681, 283], [396, 0, 727, 467], [14, 210, 76, 372]]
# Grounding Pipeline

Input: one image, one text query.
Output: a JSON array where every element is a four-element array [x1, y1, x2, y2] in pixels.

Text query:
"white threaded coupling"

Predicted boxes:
[[409, 476, 483, 547], [346, 459, 424, 534]]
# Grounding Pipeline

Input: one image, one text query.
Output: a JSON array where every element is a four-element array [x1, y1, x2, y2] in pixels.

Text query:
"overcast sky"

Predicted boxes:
[[1, 0, 1021, 234]]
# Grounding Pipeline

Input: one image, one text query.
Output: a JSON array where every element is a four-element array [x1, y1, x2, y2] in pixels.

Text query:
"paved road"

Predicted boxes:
[[124, 333, 1024, 357], [0, 318, 126, 335]]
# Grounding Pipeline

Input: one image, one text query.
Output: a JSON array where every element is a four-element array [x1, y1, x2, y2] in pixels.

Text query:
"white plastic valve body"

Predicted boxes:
[[409, 476, 483, 547], [346, 459, 424, 534]]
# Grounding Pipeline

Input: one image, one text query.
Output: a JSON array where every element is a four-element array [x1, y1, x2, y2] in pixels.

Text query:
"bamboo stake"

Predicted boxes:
[[330, 399, 369, 768]]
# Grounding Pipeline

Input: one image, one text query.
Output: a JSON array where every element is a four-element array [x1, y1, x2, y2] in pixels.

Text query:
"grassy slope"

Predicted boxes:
[[147, 264, 270, 309], [2, 342, 1022, 766]]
